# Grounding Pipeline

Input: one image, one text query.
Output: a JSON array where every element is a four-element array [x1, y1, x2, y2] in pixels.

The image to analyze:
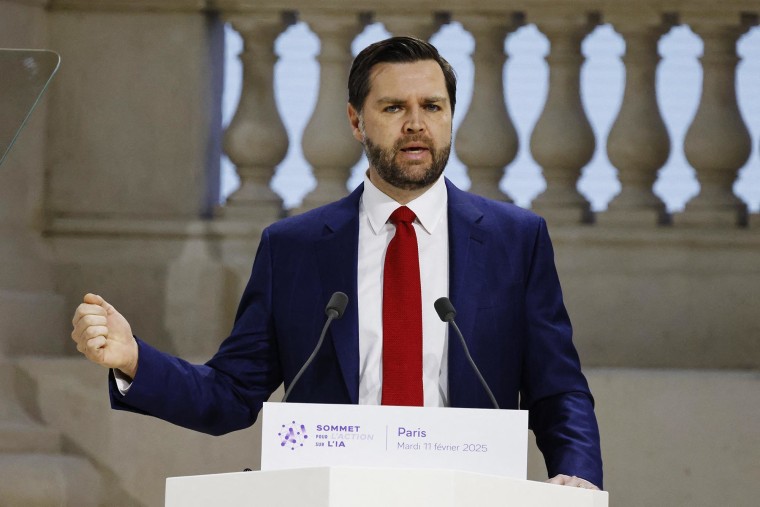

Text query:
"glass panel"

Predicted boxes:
[[0, 49, 60, 167]]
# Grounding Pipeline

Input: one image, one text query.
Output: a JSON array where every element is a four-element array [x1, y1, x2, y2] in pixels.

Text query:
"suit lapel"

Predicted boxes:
[[314, 184, 363, 404], [446, 180, 488, 405]]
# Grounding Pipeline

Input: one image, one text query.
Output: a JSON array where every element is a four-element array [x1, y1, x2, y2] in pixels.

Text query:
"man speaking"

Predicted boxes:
[[71, 36, 602, 490]]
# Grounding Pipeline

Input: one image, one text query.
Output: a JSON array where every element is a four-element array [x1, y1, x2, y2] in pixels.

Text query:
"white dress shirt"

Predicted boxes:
[[357, 174, 449, 406]]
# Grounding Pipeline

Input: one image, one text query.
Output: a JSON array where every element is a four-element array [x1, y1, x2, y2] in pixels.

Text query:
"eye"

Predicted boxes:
[[384, 105, 402, 113], [424, 103, 442, 112]]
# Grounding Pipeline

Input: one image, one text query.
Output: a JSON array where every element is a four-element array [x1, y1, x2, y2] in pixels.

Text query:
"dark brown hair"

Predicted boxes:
[[348, 36, 457, 114]]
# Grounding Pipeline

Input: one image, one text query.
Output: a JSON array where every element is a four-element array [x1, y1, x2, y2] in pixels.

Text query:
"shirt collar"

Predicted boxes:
[[361, 172, 447, 236]]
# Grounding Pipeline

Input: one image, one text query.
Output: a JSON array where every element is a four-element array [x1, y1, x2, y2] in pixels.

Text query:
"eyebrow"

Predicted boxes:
[[375, 96, 448, 105]]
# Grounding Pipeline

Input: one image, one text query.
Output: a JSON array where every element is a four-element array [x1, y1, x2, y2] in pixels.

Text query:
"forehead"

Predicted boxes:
[[366, 60, 448, 100]]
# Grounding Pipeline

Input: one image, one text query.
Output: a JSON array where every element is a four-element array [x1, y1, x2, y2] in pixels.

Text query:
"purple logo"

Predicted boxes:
[[278, 421, 309, 451]]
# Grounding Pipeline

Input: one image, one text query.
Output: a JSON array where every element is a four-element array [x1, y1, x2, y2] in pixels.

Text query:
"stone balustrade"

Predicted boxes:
[[214, 0, 759, 228]]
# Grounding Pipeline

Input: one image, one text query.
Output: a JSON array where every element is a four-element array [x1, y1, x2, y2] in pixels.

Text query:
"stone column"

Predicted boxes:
[[298, 13, 364, 213], [220, 13, 291, 222], [677, 16, 752, 227], [528, 12, 597, 225], [601, 15, 671, 226], [455, 14, 518, 201]]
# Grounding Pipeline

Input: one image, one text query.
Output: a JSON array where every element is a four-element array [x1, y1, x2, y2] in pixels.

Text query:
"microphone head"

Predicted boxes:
[[434, 297, 456, 322], [325, 291, 349, 319]]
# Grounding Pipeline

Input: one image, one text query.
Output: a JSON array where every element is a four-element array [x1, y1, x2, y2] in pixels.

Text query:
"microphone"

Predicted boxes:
[[325, 291, 349, 319], [281, 292, 348, 403], [434, 297, 500, 409]]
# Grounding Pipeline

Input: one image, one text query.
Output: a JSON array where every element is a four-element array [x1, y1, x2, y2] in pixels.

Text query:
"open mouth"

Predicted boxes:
[[399, 144, 429, 154]]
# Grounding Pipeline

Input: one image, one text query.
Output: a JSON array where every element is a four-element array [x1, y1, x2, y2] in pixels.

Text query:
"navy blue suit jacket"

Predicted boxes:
[[111, 179, 603, 487]]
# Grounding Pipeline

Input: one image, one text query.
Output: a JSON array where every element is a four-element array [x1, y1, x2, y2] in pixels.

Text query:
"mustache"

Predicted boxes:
[[393, 134, 434, 150]]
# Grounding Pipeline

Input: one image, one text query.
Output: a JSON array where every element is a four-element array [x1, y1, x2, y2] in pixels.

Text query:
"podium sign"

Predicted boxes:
[[261, 402, 528, 478]]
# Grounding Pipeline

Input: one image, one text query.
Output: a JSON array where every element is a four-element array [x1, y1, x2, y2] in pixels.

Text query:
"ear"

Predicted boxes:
[[347, 103, 363, 142]]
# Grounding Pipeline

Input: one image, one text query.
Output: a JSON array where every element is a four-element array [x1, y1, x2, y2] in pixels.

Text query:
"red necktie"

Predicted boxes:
[[382, 206, 423, 406]]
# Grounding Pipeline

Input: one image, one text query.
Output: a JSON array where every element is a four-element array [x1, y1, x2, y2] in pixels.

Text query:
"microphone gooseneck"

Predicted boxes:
[[282, 292, 348, 403], [434, 297, 500, 409]]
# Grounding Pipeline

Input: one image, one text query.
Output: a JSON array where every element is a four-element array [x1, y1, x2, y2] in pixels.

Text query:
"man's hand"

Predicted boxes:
[[547, 474, 599, 490], [71, 293, 138, 379]]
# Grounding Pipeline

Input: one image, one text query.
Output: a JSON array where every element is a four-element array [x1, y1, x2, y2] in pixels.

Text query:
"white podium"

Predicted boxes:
[[165, 467, 608, 507]]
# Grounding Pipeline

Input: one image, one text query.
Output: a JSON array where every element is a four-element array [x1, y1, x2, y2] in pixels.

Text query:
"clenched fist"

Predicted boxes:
[[71, 293, 139, 379]]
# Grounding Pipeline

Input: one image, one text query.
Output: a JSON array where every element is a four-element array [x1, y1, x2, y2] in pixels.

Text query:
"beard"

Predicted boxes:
[[362, 132, 451, 191]]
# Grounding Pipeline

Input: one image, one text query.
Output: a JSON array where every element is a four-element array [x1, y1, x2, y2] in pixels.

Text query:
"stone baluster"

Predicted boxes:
[[528, 12, 597, 224], [455, 14, 519, 201], [678, 16, 752, 227], [601, 14, 671, 226], [378, 12, 444, 40], [298, 13, 365, 213], [220, 14, 291, 223]]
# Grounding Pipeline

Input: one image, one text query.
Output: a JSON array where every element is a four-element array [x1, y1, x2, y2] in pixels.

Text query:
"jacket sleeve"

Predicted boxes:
[[519, 217, 603, 488]]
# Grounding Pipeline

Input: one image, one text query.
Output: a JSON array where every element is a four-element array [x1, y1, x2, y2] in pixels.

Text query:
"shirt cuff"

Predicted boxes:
[[112, 368, 133, 395]]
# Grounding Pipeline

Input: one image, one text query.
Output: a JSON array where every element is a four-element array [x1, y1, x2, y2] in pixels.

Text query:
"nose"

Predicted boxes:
[[404, 107, 425, 134]]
